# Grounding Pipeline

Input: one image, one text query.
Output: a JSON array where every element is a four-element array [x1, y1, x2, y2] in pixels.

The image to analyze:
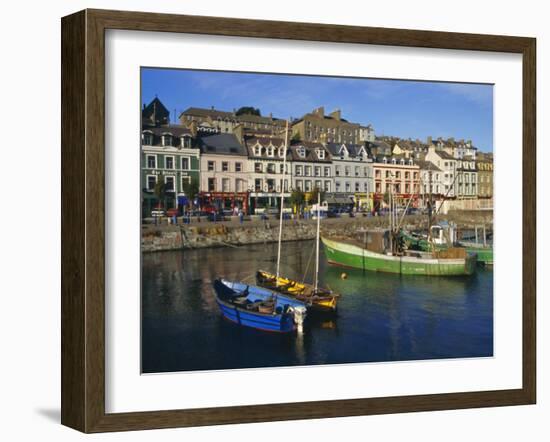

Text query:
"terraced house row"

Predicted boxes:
[[141, 98, 493, 216]]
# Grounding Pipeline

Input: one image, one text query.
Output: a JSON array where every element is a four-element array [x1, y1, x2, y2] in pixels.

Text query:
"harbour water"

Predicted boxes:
[[142, 240, 493, 373]]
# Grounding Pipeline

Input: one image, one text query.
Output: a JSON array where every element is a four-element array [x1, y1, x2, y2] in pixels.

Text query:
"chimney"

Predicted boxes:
[[427, 136, 433, 145], [329, 109, 341, 120], [312, 106, 325, 117], [211, 105, 215, 110], [233, 124, 244, 144]]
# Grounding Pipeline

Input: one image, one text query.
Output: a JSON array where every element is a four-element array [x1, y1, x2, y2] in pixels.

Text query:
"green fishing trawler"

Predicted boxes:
[[321, 230, 477, 276]]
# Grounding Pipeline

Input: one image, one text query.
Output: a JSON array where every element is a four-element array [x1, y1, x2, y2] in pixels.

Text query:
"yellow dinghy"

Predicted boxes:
[[256, 270, 339, 312]]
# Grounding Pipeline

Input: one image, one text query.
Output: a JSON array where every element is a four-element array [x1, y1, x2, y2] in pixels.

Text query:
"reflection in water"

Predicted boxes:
[[142, 240, 493, 373]]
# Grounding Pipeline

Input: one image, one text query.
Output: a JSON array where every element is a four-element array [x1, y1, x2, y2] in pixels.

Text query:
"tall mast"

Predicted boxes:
[[314, 191, 321, 293], [276, 120, 289, 281]]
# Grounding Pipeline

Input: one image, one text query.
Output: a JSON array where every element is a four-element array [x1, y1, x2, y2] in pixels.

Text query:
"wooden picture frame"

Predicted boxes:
[[61, 8, 536, 433]]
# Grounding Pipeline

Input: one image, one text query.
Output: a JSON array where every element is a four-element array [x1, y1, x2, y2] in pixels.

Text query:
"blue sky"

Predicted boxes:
[[141, 68, 493, 151]]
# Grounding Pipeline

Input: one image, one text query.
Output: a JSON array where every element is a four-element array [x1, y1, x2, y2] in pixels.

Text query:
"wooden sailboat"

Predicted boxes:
[[256, 127, 340, 311]]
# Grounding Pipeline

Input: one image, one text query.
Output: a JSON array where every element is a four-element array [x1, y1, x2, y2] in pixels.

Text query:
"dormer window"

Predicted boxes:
[[162, 134, 172, 146], [267, 146, 274, 157], [297, 147, 306, 158], [180, 136, 192, 148], [400, 159, 405, 165], [317, 149, 325, 160], [254, 145, 261, 156], [383, 157, 387, 164], [392, 158, 396, 164], [279, 147, 286, 157], [142, 132, 153, 145]]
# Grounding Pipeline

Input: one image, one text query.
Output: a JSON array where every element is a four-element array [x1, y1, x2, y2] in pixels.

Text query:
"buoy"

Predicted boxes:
[[341, 272, 348, 280]]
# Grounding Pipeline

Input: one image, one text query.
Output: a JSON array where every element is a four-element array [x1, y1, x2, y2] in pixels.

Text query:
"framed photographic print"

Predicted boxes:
[[61, 9, 536, 433]]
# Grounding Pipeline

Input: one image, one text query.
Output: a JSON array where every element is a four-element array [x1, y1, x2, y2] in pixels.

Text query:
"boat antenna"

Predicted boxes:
[[275, 120, 289, 282], [314, 191, 321, 293]]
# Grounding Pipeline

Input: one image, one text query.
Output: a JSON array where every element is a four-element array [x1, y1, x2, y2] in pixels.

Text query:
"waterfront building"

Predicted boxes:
[[288, 140, 333, 196], [291, 107, 373, 145], [455, 156, 478, 199], [141, 98, 200, 217], [415, 160, 444, 208], [476, 153, 494, 199], [325, 142, 373, 211], [198, 133, 250, 213], [244, 135, 291, 212], [425, 145, 458, 198], [371, 155, 421, 210]]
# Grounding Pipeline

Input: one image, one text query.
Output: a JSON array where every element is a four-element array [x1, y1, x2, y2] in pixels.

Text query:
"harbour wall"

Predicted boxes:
[[142, 212, 493, 253]]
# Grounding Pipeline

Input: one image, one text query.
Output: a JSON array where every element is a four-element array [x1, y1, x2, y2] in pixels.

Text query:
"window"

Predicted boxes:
[[208, 178, 216, 191], [181, 157, 189, 170], [396, 171, 401, 179], [235, 162, 242, 172], [355, 166, 360, 177], [317, 149, 325, 159], [142, 132, 153, 145], [364, 182, 368, 191], [315, 166, 321, 177], [207, 161, 215, 171], [146, 175, 156, 190], [355, 182, 360, 191], [324, 181, 331, 192], [345, 166, 350, 176], [254, 179, 262, 191], [297, 147, 306, 158], [267, 163, 276, 174], [296, 180, 303, 191], [181, 136, 192, 148], [385, 171, 390, 179], [165, 176, 175, 192], [222, 178, 230, 192], [335, 166, 341, 176], [315, 180, 322, 190], [221, 161, 229, 172], [267, 147, 274, 157], [345, 182, 351, 192], [295, 165, 302, 176], [146, 155, 156, 169], [255, 163, 263, 173], [162, 134, 172, 146], [335, 181, 341, 190], [165, 156, 174, 169], [305, 181, 312, 191], [324, 167, 330, 177], [305, 166, 311, 176], [254, 146, 261, 156]]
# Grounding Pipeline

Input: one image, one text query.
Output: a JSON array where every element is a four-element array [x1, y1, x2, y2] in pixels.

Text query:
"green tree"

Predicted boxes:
[[181, 179, 199, 208], [235, 106, 261, 116], [289, 189, 305, 213], [291, 132, 301, 142], [308, 186, 325, 205], [154, 175, 167, 209]]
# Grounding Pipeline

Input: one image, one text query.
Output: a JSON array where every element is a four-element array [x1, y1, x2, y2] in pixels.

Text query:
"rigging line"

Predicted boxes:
[[302, 240, 316, 284]]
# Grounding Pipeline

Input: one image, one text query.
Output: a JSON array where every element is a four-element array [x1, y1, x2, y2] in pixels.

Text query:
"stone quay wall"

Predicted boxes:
[[142, 211, 493, 253]]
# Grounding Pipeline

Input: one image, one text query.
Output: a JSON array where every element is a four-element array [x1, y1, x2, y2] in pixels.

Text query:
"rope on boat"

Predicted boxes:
[[301, 242, 316, 284]]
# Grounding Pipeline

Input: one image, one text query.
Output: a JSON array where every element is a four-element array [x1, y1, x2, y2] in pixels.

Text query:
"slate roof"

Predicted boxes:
[[141, 125, 194, 147], [414, 160, 442, 172], [325, 142, 368, 159], [198, 133, 247, 156]]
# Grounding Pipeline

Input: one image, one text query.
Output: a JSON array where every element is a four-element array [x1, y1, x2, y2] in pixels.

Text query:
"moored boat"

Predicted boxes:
[[213, 279, 307, 333], [403, 223, 493, 266], [256, 270, 339, 311], [322, 231, 477, 276]]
